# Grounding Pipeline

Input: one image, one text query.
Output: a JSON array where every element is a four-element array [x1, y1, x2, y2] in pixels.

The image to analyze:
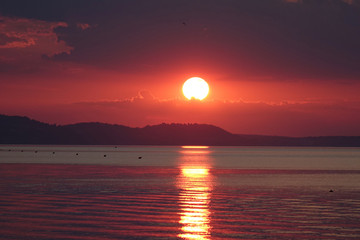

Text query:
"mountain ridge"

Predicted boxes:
[[1, 114, 360, 146]]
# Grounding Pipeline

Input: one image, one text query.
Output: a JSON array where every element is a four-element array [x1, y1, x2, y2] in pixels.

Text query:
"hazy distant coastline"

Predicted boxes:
[[1, 114, 360, 147]]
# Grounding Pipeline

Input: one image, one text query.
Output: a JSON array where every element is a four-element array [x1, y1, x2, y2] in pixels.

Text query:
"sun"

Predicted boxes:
[[182, 77, 209, 100]]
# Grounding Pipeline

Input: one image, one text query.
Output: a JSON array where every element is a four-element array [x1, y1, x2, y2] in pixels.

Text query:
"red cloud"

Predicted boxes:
[[0, 16, 70, 53], [0, 15, 74, 74], [76, 23, 91, 30]]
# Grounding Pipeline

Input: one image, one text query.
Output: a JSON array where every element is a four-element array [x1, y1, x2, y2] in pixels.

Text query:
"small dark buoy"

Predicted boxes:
[[104, 154, 107, 157], [35, 151, 38, 153], [138, 156, 142, 159], [76, 153, 79, 156], [8, 149, 11, 151], [115, 146, 117, 148], [329, 189, 334, 192], [53, 152, 55, 154], [182, 22, 187, 26], [21, 150, 23, 152]]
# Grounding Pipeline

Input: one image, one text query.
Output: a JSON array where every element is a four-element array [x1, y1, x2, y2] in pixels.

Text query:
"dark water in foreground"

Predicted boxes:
[[0, 146, 360, 239]]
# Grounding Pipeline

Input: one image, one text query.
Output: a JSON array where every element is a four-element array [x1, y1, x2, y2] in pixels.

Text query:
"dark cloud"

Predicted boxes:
[[0, 0, 83, 22], [2, 0, 358, 81], [58, 0, 360, 81]]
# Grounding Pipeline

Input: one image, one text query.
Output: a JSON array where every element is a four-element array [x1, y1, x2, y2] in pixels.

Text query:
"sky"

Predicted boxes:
[[1, 0, 360, 137]]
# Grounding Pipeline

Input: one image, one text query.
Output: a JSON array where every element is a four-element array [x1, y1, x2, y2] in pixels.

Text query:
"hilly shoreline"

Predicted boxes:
[[1, 114, 360, 147]]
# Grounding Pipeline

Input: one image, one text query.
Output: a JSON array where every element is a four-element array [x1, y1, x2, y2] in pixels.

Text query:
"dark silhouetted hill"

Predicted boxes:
[[1, 114, 360, 146]]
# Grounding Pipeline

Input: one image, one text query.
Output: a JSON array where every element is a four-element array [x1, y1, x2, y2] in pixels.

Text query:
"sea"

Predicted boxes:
[[0, 145, 360, 240]]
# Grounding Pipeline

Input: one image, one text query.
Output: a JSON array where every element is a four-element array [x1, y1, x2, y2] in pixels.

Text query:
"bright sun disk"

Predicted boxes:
[[182, 77, 209, 100]]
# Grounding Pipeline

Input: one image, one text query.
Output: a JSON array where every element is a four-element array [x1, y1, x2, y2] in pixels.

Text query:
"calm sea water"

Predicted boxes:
[[0, 145, 360, 239]]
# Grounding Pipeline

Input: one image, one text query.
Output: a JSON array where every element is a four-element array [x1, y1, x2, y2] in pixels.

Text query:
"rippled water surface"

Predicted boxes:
[[1, 146, 360, 239]]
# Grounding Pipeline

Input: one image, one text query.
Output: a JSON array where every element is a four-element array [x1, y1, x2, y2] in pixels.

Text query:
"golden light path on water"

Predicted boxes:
[[177, 146, 213, 240]]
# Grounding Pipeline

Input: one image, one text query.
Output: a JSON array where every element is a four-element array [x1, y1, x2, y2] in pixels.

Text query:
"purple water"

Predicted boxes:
[[0, 146, 360, 239]]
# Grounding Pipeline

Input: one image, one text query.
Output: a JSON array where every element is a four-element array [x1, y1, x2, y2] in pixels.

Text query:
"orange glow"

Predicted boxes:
[[182, 77, 209, 100], [182, 146, 209, 149], [177, 148, 213, 240], [178, 168, 211, 240], [182, 168, 209, 176]]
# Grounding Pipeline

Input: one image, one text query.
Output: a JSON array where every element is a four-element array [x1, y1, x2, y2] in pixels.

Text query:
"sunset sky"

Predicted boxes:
[[1, 0, 360, 136]]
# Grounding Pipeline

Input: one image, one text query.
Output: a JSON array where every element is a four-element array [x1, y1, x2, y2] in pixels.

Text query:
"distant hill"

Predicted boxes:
[[1, 114, 360, 146]]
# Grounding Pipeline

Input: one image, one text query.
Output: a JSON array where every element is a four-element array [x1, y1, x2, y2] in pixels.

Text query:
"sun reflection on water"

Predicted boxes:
[[177, 146, 213, 240], [181, 146, 209, 149]]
